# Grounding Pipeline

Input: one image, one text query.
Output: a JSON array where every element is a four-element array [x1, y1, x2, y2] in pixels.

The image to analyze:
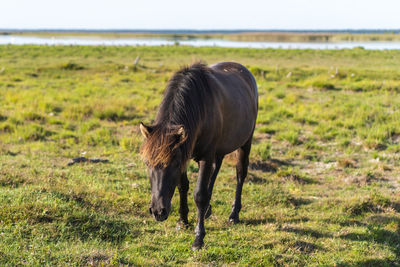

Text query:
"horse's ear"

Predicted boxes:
[[140, 122, 152, 138]]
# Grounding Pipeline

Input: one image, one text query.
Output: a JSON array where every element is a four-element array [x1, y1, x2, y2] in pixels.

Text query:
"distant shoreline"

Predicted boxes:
[[2, 29, 400, 43], [1, 29, 400, 34]]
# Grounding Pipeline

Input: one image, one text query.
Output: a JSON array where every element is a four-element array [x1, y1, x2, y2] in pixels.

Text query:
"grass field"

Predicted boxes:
[[0, 45, 400, 266]]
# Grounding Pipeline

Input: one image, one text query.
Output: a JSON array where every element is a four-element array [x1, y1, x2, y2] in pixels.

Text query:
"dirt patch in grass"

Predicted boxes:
[[249, 158, 291, 172], [247, 173, 269, 184], [81, 253, 111, 266], [345, 172, 388, 186], [279, 172, 317, 185]]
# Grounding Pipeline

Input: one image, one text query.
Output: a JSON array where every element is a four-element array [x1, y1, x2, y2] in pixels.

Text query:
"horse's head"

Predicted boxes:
[[140, 122, 187, 221]]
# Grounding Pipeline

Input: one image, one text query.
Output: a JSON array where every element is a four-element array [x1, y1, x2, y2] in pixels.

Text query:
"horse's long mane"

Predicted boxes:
[[141, 62, 212, 168]]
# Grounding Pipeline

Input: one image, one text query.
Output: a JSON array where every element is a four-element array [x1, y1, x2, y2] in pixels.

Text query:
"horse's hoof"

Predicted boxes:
[[191, 239, 204, 250], [176, 221, 189, 230], [228, 215, 240, 224], [205, 204, 212, 219]]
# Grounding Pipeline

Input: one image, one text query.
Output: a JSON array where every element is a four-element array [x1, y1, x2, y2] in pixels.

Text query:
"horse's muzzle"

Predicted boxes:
[[149, 207, 169, 221]]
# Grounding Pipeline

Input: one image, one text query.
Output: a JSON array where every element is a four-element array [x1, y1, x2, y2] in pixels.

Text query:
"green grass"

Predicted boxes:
[[0, 45, 400, 266]]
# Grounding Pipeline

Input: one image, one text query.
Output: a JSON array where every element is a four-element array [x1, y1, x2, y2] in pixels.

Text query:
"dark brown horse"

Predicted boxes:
[[140, 62, 258, 249]]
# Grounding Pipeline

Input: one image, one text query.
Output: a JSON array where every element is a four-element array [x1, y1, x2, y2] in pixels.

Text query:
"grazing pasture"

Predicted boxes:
[[0, 45, 400, 266]]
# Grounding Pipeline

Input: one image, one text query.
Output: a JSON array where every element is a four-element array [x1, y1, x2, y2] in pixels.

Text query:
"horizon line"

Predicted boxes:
[[1, 28, 400, 34]]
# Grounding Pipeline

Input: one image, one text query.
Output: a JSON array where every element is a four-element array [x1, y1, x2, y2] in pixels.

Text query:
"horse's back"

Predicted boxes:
[[208, 62, 258, 155], [211, 62, 257, 92], [210, 62, 258, 109]]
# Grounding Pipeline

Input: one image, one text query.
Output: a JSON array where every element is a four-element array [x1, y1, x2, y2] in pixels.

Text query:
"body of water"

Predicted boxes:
[[1, 35, 400, 50]]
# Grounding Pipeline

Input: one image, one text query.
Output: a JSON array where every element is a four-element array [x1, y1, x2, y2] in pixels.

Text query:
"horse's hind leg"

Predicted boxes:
[[205, 155, 224, 219], [229, 137, 252, 224]]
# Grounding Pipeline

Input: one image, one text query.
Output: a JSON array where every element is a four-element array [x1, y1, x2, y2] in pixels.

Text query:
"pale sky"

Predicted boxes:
[[0, 0, 399, 30]]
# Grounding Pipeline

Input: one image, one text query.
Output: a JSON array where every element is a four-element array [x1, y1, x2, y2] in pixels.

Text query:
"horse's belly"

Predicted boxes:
[[216, 119, 255, 155]]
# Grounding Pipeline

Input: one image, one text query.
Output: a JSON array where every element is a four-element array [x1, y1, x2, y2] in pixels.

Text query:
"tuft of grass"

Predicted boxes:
[[253, 142, 272, 161], [20, 124, 54, 141], [22, 111, 47, 122], [311, 80, 336, 90], [248, 66, 265, 77], [61, 62, 85, 70], [0, 122, 15, 133], [337, 157, 357, 168], [344, 193, 393, 216], [253, 184, 301, 207], [278, 130, 302, 145]]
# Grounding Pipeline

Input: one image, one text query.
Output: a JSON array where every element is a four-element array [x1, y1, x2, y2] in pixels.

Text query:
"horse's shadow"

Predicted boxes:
[[350, 258, 399, 267], [242, 217, 276, 225], [339, 215, 400, 258], [280, 226, 332, 239], [63, 213, 138, 244]]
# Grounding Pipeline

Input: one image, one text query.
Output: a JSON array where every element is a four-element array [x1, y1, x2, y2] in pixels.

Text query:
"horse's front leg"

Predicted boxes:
[[192, 159, 213, 250], [177, 172, 189, 229]]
